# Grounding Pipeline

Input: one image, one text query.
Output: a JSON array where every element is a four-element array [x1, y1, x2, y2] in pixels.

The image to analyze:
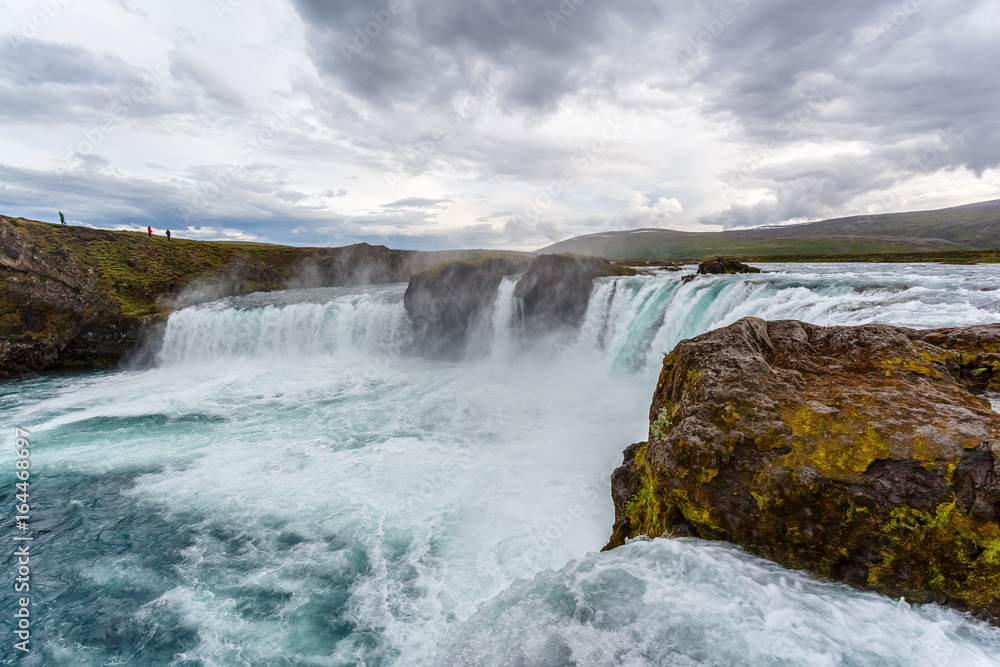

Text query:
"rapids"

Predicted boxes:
[[4, 263, 1000, 666]]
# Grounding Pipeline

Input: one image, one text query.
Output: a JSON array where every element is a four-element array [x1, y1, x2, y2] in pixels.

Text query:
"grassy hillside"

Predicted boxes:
[[1, 217, 532, 317], [0, 216, 530, 375], [541, 200, 1000, 261], [740, 248, 1000, 264]]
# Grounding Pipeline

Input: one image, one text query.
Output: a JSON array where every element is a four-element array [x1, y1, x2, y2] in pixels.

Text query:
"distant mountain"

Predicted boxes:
[[539, 200, 1000, 261]]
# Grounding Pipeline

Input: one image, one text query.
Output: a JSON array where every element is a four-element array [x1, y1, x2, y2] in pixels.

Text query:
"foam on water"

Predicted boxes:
[[4, 263, 1000, 665], [436, 539, 1000, 666]]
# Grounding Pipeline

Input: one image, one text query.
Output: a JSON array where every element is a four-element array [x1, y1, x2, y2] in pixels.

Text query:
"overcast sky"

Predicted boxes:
[[1, 0, 998, 249]]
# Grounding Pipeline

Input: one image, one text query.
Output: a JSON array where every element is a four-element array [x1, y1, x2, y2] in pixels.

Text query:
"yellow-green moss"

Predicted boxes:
[[624, 444, 724, 540], [624, 444, 671, 539], [668, 488, 724, 533], [868, 497, 1000, 607], [880, 356, 941, 378], [717, 402, 740, 428], [683, 369, 704, 395], [780, 405, 951, 480]]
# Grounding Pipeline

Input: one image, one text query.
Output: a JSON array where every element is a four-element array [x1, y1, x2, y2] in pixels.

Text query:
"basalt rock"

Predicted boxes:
[[697, 257, 761, 275], [404, 258, 524, 359], [606, 317, 1000, 621], [404, 253, 638, 358], [514, 254, 638, 335]]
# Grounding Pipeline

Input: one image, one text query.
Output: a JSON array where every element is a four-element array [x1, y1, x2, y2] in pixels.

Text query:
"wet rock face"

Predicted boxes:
[[606, 317, 1000, 621], [404, 258, 520, 359], [403, 253, 637, 358], [697, 257, 761, 275], [514, 254, 638, 335]]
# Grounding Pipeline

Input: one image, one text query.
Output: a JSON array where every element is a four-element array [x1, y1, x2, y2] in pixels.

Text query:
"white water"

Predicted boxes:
[[5, 263, 1000, 666]]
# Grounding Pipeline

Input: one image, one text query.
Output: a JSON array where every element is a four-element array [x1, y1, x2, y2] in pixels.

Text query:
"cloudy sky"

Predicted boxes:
[[1, 0, 998, 249]]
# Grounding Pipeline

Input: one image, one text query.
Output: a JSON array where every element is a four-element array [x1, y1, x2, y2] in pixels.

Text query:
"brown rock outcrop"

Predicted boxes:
[[607, 317, 1000, 621]]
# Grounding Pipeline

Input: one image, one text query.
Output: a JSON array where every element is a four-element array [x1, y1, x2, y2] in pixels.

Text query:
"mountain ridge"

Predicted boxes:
[[540, 200, 1000, 260]]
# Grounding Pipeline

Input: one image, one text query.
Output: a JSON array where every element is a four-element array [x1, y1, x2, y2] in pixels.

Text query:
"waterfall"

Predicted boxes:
[[489, 275, 523, 360], [158, 286, 411, 365], [572, 263, 1000, 372], [156, 264, 1000, 371]]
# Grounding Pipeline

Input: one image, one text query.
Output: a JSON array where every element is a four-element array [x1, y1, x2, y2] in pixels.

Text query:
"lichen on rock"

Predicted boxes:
[[606, 317, 1000, 621]]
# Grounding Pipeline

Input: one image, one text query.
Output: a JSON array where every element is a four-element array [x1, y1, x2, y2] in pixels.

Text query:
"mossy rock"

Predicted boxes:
[[697, 256, 761, 275], [606, 317, 1000, 622]]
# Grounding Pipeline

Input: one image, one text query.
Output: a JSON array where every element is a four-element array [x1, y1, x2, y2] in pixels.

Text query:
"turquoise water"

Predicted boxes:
[[4, 264, 1000, 665]]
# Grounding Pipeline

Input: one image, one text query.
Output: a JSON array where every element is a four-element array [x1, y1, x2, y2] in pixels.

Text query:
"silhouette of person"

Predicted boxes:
[[166, 229, 171, 241]]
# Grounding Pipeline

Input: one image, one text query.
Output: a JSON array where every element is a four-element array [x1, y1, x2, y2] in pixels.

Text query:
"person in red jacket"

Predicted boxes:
[[147, 226, 152, 237]]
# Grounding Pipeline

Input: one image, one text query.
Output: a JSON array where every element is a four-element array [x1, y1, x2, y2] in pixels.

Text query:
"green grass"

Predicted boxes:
[[739, 248, 1000, 264], [1, 217, 537, 320], [541, 201, 1000, 261]]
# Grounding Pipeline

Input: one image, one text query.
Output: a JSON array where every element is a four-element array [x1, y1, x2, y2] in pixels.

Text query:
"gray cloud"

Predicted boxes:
[[292, 0, 664, 112], [0, 0, 997, 247], [382, 197, 449, 208]]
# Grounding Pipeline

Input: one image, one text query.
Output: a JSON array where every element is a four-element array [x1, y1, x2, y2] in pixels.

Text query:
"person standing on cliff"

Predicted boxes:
[[147, 226, 153, 238], [59, 212, 66, 225], [166, 229, 171, 241]]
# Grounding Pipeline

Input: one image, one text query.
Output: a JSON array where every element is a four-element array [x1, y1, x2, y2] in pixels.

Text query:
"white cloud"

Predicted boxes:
[[623, 192, 684, 226], [0, 0, 997, 249]]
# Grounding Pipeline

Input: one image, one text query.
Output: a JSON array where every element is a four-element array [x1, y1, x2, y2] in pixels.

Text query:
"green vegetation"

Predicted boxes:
[[741, 248, 1000, 264], [542, 200, 1000, 261], [2, 216, 533, 320]]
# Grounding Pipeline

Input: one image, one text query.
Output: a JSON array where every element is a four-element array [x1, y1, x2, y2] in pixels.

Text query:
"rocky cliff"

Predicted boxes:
[[403, 253, 638, 357], [606, 317, 1000, 621], [0, 216, 527, 376], [404, 257, 528, 359], [514, 254, 638, 335]]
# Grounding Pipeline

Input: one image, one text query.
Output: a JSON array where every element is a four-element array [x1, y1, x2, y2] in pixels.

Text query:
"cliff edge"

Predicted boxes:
[[0, 216, 528, 375]]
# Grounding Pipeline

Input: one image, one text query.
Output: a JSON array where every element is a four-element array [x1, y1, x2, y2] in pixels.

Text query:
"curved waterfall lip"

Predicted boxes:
[[155, 262, 1000, 372]]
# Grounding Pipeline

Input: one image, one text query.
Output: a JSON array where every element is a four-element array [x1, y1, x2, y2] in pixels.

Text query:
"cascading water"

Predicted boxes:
[[5, 263, 1000, 666], [158, 285, 411, 365], [489, 275, 523, 360]]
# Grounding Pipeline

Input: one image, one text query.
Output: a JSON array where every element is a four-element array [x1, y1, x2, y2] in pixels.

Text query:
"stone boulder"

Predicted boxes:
[[514, 254, 638, 335], [697, 257, 761, 275], [606, 317, 1000, 621], [403, 258, 523, 358]]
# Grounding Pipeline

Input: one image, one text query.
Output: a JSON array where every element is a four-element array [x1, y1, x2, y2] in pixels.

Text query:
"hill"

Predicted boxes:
[[540, 200, 1000, 261]]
